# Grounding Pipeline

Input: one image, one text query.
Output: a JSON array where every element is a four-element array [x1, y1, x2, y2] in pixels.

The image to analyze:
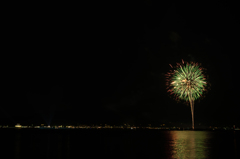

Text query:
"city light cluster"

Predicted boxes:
[[0, 123, 239, 130]]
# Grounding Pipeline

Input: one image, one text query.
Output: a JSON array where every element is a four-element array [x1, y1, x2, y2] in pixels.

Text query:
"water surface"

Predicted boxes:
[[1, 129, 239, 159]]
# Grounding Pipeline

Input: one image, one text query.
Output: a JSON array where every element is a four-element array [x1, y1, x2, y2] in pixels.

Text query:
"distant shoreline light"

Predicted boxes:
[[0, 125, 239, 131]]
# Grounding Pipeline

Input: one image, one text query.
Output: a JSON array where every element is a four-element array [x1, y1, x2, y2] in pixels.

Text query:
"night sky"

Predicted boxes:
[[2, 1, 239, 127]]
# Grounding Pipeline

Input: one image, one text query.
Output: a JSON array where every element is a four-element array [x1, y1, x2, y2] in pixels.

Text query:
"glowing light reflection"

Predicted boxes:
[[169, 131, 209, 159]]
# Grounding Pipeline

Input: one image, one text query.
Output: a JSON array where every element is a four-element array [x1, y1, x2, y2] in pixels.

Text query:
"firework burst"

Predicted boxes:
[[166, 59, 208, 129]]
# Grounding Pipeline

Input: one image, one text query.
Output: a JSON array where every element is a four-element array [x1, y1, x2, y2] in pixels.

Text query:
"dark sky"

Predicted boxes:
[[2, 1, 239, 127]]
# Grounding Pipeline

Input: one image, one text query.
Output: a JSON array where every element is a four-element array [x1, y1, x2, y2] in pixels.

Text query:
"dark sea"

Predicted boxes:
[[1, 129, 239, 159]]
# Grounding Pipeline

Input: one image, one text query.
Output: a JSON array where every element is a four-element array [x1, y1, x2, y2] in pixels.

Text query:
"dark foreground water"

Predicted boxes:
[[0, 129, 239, 159]]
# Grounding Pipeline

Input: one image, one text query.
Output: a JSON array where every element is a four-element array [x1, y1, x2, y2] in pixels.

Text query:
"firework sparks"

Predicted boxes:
[[166, 59, 207, 129]]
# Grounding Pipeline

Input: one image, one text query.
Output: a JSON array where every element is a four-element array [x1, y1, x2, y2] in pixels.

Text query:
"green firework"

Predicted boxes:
[[166, 60, 208, 130], [166, 60, 207, 102]]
